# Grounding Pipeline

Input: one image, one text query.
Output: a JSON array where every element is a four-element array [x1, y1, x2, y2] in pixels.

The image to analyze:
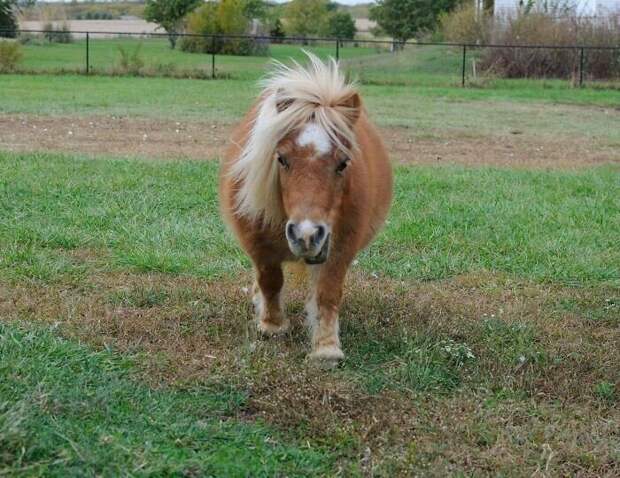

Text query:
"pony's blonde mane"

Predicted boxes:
[[229, 52, 359, 226]]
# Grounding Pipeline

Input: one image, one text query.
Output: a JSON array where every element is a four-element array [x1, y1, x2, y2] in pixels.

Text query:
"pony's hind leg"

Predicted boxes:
[[253, 262, 290, 335]]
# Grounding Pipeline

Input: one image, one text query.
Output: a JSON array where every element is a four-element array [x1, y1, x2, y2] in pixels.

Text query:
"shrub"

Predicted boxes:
[[17, 32, 41, 45], [116, 43, 145, 75], [371, 0, 462, 44], [0, 39, 22, 72], [481, 13, 620, 80], [56, 22, 74, 44], [42, 22, 74, 44], [80, 11, 115, 20], [439, 3, 491, 44], [181, 0, 268, 56], [575, 15, 620, 80], [269, 18, 285, 43], [0, 0, 17, 38], [285, 0, 330, 38]]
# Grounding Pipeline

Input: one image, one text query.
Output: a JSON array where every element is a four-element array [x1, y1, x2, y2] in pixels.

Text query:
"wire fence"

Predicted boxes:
[[1, 29, 619, 87]]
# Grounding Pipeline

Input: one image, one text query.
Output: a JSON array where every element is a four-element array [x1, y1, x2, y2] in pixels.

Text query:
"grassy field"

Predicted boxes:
[[0, 150, 618, 476], [8, 36, 620, 88], [1, 74, 619, 135], [17, 38, 382, 80], [0, 62, 619, 475], [1, 153, 618, 285]]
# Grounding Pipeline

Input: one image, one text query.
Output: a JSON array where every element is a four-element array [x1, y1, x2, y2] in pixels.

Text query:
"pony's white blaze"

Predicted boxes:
[[297, 123, 332, 156]]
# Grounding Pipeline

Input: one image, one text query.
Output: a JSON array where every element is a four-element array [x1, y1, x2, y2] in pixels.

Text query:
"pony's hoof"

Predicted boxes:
[[308, 345, 344, 369], [257, 317, 290, 336]]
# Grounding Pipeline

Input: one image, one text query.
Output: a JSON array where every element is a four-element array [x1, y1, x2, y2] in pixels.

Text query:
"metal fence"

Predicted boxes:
[[1, 29, 619, 87]]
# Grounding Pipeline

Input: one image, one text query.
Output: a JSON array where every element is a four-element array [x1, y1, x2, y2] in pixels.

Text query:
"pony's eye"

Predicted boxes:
[[277, 154, 289, 169], [335, 160, 348, 174]]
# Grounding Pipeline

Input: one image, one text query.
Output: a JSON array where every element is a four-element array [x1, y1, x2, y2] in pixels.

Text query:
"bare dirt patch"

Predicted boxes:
[[2, 114, 618, 169], [0, 114, 228, 161]]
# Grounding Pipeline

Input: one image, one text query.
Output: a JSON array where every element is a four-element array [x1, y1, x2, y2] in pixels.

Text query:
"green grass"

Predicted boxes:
[[366, 166, 620, 284], [345, 43, 465, 87], [19, 38, 378, 79], [0, 74, 618, 149], [0, 150, 618, 475], [15, 37, 620, 89], [1, 151, 617, 286], [13, 38, 620, 90], [1, 53, 619, 475], [0, 322, 332, 476]]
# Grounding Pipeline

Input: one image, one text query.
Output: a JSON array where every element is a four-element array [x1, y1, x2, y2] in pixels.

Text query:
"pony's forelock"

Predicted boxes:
[[229, 52, 359, 227]]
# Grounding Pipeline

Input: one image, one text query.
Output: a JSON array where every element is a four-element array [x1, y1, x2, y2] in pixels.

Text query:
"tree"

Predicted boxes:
[[144, 0, 201, 49], [243, 0, 266, 20], [217, 0, 248, 34], [327, 11, 356, 40], [0, 0, 18, 38], [270, 17, 285, 42], [285, 0, 330, 38], [181, 0, 266, 56], [370, 0, 461, 44]]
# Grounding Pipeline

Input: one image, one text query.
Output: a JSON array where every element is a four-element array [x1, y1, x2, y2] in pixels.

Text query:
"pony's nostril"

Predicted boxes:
[[314, 225, 326, 242], [286, 222, 297, 241]]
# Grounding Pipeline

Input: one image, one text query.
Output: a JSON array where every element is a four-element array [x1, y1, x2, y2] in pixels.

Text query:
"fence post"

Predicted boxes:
[[85, 32, 89, 75], [579, 47, 585, 87], [461, 44, 467, 87], [335, 39, 340, 61], [211, 36, 215, 79]]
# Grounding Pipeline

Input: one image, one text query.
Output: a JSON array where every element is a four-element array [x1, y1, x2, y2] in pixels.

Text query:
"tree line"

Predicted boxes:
[[144, 0, 359, 50], [1, 0, 469, 51]]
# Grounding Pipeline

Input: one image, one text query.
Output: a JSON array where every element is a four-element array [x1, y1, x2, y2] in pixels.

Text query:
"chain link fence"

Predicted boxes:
[[1, 29, 619, 88]]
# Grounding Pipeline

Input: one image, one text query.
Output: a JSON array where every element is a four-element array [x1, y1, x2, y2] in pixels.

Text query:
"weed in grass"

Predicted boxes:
[[116, 42, 145, 75], [556, 295, 620, 327], [343, 327, 475, 395], [479, 318, 542, 366], [107, 286, 170, 308], [594, 381, 616, 403]]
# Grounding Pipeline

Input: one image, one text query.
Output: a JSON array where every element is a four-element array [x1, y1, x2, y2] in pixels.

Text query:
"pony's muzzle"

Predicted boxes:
[[285, 220, 330, 264]]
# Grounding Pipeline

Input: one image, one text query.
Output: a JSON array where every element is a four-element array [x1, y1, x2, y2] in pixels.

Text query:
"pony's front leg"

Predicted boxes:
[[307, 264, 346, 365], [253, 262, 290, 335]]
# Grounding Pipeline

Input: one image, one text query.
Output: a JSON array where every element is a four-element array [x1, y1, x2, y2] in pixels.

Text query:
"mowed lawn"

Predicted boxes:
[[18, 38, 382, 80], [10, 37, 620, 88], [1, 74, 619, 140], [0, 72, 619, 476], [1, 153, 618, 284]]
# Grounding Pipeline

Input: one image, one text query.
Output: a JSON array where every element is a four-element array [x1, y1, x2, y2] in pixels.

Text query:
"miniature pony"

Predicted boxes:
[[220, 53, 392, 364]]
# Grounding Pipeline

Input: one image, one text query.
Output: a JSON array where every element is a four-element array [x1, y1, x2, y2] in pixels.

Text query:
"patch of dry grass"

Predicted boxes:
[[1, 269, 618, 475]]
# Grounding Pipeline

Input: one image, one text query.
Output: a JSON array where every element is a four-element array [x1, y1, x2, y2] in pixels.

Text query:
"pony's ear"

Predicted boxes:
[[338, 92, 361, 126], [275, 89, 294, 113]]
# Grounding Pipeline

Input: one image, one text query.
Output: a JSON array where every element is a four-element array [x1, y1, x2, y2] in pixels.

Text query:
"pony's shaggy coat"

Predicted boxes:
[[220, 53, 392, 363]]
